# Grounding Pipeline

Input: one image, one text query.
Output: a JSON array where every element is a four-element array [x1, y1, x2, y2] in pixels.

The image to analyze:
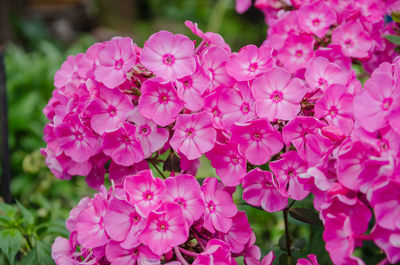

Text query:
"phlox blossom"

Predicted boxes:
[[298, 2, 337, 39]]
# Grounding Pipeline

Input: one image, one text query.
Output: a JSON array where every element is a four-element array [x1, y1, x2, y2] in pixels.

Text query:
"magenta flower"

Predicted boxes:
[[140, 30, 196, 81], [162, 174, 205, 226], [331, 20, 373, 59], [226, 44, 273, 81], [102, 122, 145, 166], [202, 177, 238, 233], [242, 168, 288, 213], [55, 114, 98, 163], [235, 0, 252, 14], [138, 77, 183, 127], [305, 57, 349, 92], [252, 68, 306, 121], [94, 37, 137, 88], [298, 2, 337, 38], [85, 87, 133, 134], [104, 199, 146, 249], [269, 151, 310, 201], [224, 211, 252, 253], [105, 241, 160, 265], [193, 239, 234, 265], [170, 112, 217, 160], [127, 109, 169, 158], [139, 202, 189, 255], [353, 71, 399, 132], [231, 119, 284, 165], [206, 142, 247, 187], [218, 82, 257, 129], [277, 34, 315, 73], [123, 170, 166, 216], [371, 225, 400, 264], [76, 194, 109, 248], [297, 254, 320, 265]]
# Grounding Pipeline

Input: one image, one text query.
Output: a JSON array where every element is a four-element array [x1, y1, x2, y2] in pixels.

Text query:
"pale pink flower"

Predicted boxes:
[[353, 72, 399, 132], [140, 30, 196, 81], [105, 241, 160, 265], [202, 177, 238, 233], [76, 194, 109, 248], [252, 67, 305, 121], [298, 2, 337, 38], [184, 21, 230, 53], [218, 82, 257, 129], [314, 84, 354, 135], [102, 122, 145, 166], [231, 118, 284, 165], [123, 170, 166, 216], [226, 45, 273, 81], [138, 77, 183, 127], [85, 87, 133, 134], [331, 20, 373, 58], [104, 199, 146, 249], [127, 109, 169, 158], [162, 174, 205, 226], [206, 142, 247, 187], [269, 151, 309, 200], [277, 34, 315, 73], [236, 0, 252, 14], [139, 202, 189, 255], [55, 114, 98, 163], [305, 57, 348, 92], [54, 54, 91, 89], [95, 37, 137, 88], [169, 112, 217, 160]]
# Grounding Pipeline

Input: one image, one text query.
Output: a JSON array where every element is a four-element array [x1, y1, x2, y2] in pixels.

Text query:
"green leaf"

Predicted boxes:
[[0, 202, 17, 218], [392, 12, 400, 23], [16, 201, 34, 226], [288, 208, 322, 225], [0, 228, 24, 265], [384, 35, 400, 45], [292, 237, 307, 251], [20, 241, 54, 265]]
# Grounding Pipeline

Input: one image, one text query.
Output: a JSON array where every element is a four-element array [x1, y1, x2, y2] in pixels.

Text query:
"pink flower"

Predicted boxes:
[[296, 254, 319, 265], [201, 45, 234, 91], [193, 239, 235, 265], [298, 2, 337, 38], [54, 54, 91, 89], [371, 225, 400, 264], [176, 63, 210, 112], [169, 112, 217, 160], [138, 77, 183, 127], [162, 174, 205, 226], [95, 37, 137, 88], [331, 20, 373, 58], [202, 177, 238, 233], [139, 202, 189, 255], [127, 109, 169, 158], [85, 87, 133, 134], [231, 119, 284, 165], [76, 194, 109, 248], [236, 0, 252, 14], [314, 84, 354, 135], [277, 34, 315, 73], [218, 82, 257, 129], [140, 30, 196, 81], [252, 67, 305, 121], [105, 241, 160, 265], [304, 57, 348, 92], [353, 71, 399, 132], [206, 142, 247, 187], [242, 168, 288, 212], [269, 151, 309, 200], [102, 122, 145, 166], [123, 170, 166, 216], [224, 211, 252, 253], [104, 199, 146, 249], [226, 45, 273, 81], [55, 114, 98, 163]]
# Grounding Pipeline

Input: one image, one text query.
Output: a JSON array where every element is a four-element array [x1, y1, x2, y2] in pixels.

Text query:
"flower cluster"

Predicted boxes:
[[43, 5, 400, 264], [237, 0, 399, 74], [52, 170, 273, 265]]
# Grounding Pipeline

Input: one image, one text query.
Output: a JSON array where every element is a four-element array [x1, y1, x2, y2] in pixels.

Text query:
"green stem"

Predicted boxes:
[[148, 159, 166, 179], [283, 208, 292, 258]]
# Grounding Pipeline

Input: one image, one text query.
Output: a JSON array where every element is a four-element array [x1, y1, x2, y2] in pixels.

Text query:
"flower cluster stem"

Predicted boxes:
[[174, 246, 190, 265], [283, 208, 292, 257]]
